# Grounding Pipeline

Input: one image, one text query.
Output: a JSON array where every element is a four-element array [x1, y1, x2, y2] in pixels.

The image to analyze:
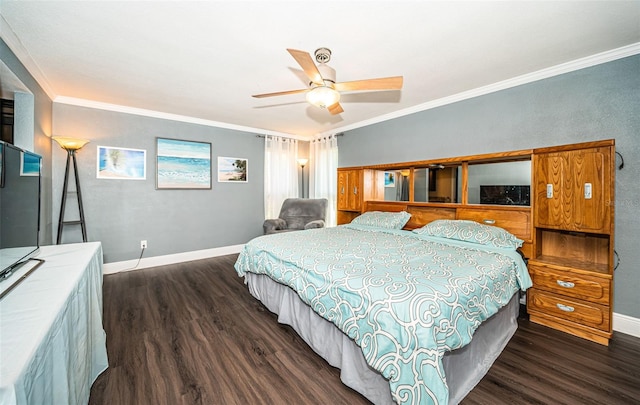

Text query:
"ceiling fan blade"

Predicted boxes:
[[328, 102, 344, 115], [252, 88, 308, 98], [287, 48, 324, 85], [334, 76, 403, 92]]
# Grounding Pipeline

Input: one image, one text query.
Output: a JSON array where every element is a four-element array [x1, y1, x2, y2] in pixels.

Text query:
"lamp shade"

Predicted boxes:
[[305, 86, 340, 108], [52, 137, 90, 151], [297, 158, 309, 167]]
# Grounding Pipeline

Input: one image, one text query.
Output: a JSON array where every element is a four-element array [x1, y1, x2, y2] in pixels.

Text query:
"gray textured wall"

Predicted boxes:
[[338, 55, 640, 318], [52, 105, 265, 263], [1, 39, 54, 245]]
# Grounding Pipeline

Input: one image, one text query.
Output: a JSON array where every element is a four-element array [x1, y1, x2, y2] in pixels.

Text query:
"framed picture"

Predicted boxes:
[[384, 171, 395, 187], [20, 151, 40, 176], [97, 146, 146, 180], [156, 138, 211, 189], [218, 157, 247, 183]]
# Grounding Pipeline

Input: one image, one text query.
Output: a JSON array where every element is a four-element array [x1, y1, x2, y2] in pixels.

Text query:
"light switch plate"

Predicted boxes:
[[546, 184, 553, 198], [584, 183, 592, 199]]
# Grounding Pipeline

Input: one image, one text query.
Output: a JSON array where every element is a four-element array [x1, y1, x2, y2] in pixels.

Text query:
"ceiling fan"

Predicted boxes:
[[252, 48, 403, 115]]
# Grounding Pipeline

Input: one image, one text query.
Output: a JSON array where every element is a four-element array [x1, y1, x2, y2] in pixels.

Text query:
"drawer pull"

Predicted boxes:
[[556, 303, 575, 312], [482, 219, 496, 225], [556, 280, 575, 288]]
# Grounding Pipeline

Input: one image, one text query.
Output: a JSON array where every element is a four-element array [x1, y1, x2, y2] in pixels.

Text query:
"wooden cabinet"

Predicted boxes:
[[335, 140, 615, 344], [528, 140, 615, 345], [337, 169, 365, 225], [337, 169, 362, 211], [534, 147, 611, 233]]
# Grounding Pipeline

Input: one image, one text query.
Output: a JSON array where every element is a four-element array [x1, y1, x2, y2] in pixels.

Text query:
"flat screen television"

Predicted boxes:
[[479, 185, 530, 206], [0, 140, 42, 279]]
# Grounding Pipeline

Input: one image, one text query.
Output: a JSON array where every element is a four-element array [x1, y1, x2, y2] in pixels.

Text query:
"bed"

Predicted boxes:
[[235, 211, 532, 405]]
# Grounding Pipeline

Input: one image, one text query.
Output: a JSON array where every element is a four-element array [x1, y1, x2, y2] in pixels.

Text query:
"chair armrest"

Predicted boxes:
[[263, 218, 287, 234], [304, 220, 325, 230]]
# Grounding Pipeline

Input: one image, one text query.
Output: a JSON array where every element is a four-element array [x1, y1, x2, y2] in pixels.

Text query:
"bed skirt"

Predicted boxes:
[[245, 273, 519, 405]]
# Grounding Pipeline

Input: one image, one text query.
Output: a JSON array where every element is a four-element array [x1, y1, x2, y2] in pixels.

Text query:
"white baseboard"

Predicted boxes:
[[102, 244, 244, 274], [103, 245, 640, 339], [613, 312, 640, 338]]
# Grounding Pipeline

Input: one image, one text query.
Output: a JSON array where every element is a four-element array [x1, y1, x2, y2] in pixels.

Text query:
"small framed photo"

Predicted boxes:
[[97, 146, 146, 180], [20, 151, 41, 176], [218, 157, 247, 183], [384, 171, 395, 187], [156, 138, 212, 189]]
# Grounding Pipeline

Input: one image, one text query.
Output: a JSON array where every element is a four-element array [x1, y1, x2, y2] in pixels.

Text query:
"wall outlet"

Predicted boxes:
[[140, 240, 147, 249]]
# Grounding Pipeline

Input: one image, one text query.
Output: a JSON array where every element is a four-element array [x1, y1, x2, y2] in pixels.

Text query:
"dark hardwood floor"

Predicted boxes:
[[89, 254, 640, 405]]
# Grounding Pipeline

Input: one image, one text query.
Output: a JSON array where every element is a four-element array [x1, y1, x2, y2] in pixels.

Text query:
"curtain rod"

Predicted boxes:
[[255, 133, 343, 139]]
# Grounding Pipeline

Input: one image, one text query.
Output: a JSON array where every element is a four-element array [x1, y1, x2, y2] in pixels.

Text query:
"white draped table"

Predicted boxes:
[[0, 242, 108, 405]]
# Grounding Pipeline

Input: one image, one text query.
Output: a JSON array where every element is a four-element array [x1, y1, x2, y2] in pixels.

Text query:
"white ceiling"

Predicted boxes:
[[1, 1, 639, 139]]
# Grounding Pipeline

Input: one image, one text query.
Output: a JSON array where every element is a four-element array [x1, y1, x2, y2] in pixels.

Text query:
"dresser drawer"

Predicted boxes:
[[528, 265, 611, 305], [456, 208, 531, 241], [528, 288, 610, 332]]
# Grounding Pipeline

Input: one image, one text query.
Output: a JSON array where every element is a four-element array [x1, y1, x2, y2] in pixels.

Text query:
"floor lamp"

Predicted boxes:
[[53, 136, 89, 244], [297, 158, 308, 198]]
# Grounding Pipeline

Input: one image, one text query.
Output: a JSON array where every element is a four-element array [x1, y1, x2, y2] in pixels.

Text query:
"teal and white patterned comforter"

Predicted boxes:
[[235, 224, 532, 405]]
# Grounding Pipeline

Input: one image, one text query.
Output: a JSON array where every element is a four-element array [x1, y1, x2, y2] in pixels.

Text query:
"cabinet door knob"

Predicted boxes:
[[482, 219, 496, 225], [556, 303, 575, 312], [556, 280, 575, 288], [353, 186, 358, 195], [341, 187, 344, 194]]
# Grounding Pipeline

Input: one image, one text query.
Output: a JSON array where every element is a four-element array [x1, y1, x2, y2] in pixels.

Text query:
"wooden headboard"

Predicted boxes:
[[363, 201, 533, 258]]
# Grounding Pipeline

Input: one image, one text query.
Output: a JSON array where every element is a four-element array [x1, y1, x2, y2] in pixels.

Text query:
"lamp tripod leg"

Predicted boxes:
[[56, 152, 72, 244]]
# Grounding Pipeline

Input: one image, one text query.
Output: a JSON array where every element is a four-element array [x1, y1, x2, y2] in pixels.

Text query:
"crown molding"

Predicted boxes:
[[321, 42, 640, 137], [0, 14, 57, 100], [54, 96, 306, 140], [4, 13, 637, 141]]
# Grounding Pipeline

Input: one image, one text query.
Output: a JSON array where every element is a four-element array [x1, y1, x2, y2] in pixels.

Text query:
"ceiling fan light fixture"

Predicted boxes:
[[306, 85, 340, 109]]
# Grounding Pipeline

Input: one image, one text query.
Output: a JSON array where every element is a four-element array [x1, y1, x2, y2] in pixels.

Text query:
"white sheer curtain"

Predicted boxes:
[[264, 135, 299, 219], [309, 134, 339, 226]]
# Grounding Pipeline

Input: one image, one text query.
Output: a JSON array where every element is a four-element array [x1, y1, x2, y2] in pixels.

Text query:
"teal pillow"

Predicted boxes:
[[351, 211, 411, 229], [413, 219, 523, 249]]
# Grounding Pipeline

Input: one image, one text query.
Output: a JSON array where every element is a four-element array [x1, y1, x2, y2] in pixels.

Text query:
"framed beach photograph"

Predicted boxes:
[[156, 138, 211, 189], [97, 146, 146, 180], [384, 171, 395, 187], [20, 151, 41, 176], [218, 157, 247, 183]]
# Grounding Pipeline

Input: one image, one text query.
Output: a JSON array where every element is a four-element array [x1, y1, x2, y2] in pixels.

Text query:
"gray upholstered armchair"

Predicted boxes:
[[263, 198, 328, 234]]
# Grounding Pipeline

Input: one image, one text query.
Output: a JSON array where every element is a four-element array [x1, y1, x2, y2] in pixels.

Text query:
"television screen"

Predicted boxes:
[[0, 140, 42, 278], [480, 185, 530, 206]]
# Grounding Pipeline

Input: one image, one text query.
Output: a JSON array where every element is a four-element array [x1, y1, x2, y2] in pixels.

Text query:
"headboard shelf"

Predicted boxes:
[[363, 200, 533, 258]]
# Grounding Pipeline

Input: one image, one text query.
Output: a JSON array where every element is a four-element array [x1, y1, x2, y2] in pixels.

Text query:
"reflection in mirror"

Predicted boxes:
[[381, 170, 410, 201], [414, 168, 428, 202], [468, 160, 531, 206], [414, 166, 461, 203]]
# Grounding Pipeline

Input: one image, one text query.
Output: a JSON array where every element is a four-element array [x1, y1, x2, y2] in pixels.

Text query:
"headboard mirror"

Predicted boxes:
[[379, 169, 411, 202], [370, 158, 530, 207], [467, 160, 531, 206], [415, 165, 462, 203]]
